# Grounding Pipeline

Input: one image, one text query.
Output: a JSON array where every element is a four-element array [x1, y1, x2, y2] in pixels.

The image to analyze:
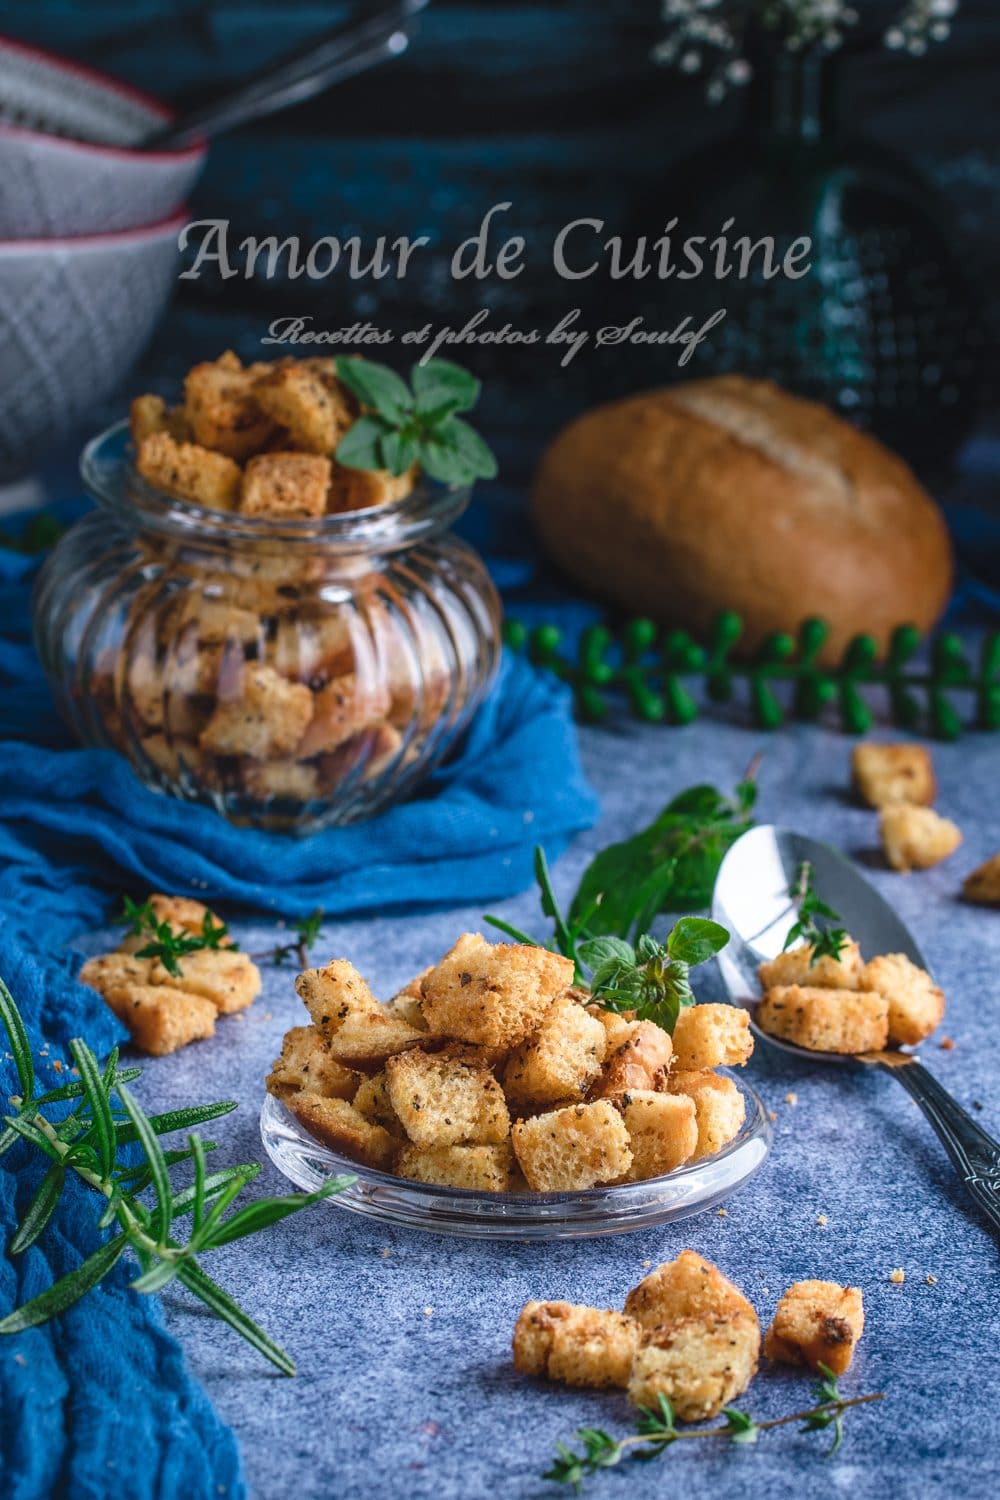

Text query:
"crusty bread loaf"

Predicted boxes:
[[532, 376, 953, 661]]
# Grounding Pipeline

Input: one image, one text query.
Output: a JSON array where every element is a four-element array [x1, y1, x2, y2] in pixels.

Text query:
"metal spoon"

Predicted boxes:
[[711, 824, 1000, 1234]]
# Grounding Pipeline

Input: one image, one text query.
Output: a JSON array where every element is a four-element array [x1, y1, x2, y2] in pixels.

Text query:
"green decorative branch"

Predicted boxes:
[[505, 612, 1000, 740]]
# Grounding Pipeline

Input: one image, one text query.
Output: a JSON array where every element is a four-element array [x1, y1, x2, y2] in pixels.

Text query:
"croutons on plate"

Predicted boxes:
[[420, 933, 573, 1049], [385, 1045, 510, 1148], [756, 986, 889, 1054], [764, 1281, 864, 1375], [758, 937, 863, 992], [861, 953, 944, 1046], [627, 1311, 760, 1421], [513, 1301, 641, 1389], [672, 1004, 753, 1070], [100, 982, 217, 1056], [395, 1142, 515, 1192], [265, 1025, 359, 1102], [852, 743, 935, 809], [611, 1090, 698, 1181], [285, 1092, 398, 1171], [880, 805, 962, 872], [295, 959, 424, 1066], [503, 994, 607, 1112], [199, 664, 313, 759], [511, 1099, 632, 1192], [668, 1071, 746, 1162], [240, 452, 332, 519]]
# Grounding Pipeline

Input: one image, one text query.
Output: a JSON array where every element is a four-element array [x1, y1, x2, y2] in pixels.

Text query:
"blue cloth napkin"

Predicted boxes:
[[0, 518, 598, 1500]]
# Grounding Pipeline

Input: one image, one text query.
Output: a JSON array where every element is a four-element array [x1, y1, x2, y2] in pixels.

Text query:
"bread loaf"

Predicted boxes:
[[532, 376, 953, 660]]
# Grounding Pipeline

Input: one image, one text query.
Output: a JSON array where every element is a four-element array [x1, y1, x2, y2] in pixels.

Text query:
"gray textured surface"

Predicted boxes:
[[95, 720, 1000, 1500]]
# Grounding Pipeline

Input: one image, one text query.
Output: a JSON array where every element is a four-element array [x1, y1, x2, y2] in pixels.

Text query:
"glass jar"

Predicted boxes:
[[33, 422, 502, 832]]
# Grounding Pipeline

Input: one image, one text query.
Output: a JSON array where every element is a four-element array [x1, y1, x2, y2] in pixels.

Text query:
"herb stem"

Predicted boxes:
[[617, 1392, 883, 1452]]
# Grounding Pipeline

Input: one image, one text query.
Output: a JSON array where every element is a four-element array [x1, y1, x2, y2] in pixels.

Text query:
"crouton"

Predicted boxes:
[[265, 1025, 359, 1101], [611, 1091, 698, 1181], [101, 983, 217, 1056], [136, 432, 242, 510], [758, 937, 863, 992], [668, 1072, 746, 1161], [624, 1250, 757, 1330], [296, 674, 391, 758], [385, 1045, 510, 1147], [511, 1099, 632, 1191], [757, 986, 889, 1053], [387, 971, 431, 1031], [328, 460, 416, 513], [861, 953, 944, 1046], [130, 394, 168, 444], [503, 996, 607, 1112], [588, 1018, 673, 1097], [199, 665, 314, 759], [270, 611, 354, 686], [79, 952, 154, 995], [151, 948, 260, 1014], [128, 893, 217, 939], [396, 1141, 515, 1192], [241, 759, 320, 802], [672, 1004, 753, 1070], [627, 1312, 760, 1421], [176, 598, 261, 648], [240, 452, 332, 519], [852, 743, 936, 809], [285, 1092, 397, 1170], [183, 352, 275, 460], [254, 362, 354, 454], [295, 959, 424, 1066], [352, 1071, 405, 1134], [513, 1302, 641, 1388], [963, 853, 1000, 907], [421, 934, 573, 1049], [764, 1281, 864, 1376], [880, 805, 962, 872]]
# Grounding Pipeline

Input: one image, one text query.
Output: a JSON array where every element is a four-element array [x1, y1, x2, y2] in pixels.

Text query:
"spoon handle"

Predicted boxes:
[[880, 1060, 1000, 1233]]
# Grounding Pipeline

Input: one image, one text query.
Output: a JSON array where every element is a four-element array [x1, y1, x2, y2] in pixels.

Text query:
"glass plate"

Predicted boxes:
[[259, 1072, 772, 1240]]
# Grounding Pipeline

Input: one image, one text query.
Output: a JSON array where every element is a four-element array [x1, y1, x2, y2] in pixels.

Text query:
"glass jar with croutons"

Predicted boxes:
[[32, 354, 502, 832]]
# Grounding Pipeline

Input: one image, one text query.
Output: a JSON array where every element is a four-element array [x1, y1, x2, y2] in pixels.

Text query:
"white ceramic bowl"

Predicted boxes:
[[0, 35, 205, 239]]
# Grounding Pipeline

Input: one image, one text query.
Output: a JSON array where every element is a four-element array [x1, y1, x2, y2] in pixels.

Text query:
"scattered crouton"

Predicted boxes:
[[265, 1025, 359, 1101], [395, 1141, 515, 1192], [627, 1312, 760, 1421], [385, 1045, 510, 1148], [880, 805, 962, 872], [852, 743, 935, 809], [240, 452, 332, 519], [612, 1091, 698, 1180], [862, 953, 944, 1046], [764, 1281, 864, 1375], [79, 952, 154, 994], [962, 853, 1000, 907], [758, 937, 863, 992], [668, 1071, 746, 1161], [513, 1302, 641, 1389], [295, 958, 424, 1066], [137, 431, 242, 510], [285, 1092, 397, 1170], [421, 934, 573, 1049], [101, 982, 217, 1056], [672, 1004, 753, 1070], [512, 1100, 633, 1191], [757, 986, 889, 1053], [183, 352, 275, 460], [199, 664, 313, 759], [624, 1250, 758, 1331], [151, 948, 260, 1014], [588, 1018, 673, 1097], [503, 995, 607, 1112]]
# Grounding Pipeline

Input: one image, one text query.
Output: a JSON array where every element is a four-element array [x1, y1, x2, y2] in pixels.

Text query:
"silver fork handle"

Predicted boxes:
[[879, 1059, 1000, 1234]]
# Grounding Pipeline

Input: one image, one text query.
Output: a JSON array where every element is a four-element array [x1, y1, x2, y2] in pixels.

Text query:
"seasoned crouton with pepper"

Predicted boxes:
[[396, 1141, 515, 1192], [764, 1281, 864, 1376], [352, 1070, 406, 1134], [624, 1250, 758, 1331], [421, 934, 573, 1049], [137, 432, 242, 510], [384, 1045, 510, 1148], [100, 982, 217, 1056], [240, 452, 332, 519], [151, 948, 260, 1014], [265, 1025, 359, 1102], [880, 805, 962, 872], [668, 1071, 746, 1161], [254, 360, 355, 455], [79, 952, 154, 994], [627, 1312, 760, 1420], [512, 1099, 632, 1191], [328, 461, 416, 513], [199, 664, 313, 759], [962, 852, 1000, 906], [130, 394, 191, 444], [183, 351, 275, 461], [611, 1090, 698, 1181], [758, 937, 863, 992], [285, 1092, 397, 1170], [503, 995, 607, 1112], [852, 743, 936, 809], [296, 674, 392, 758], [588, 1017, 673, 1097], [757, 986, 888, 1053], [861, 953, 944, 1046], [672, 1004, 753, 1070], [295, 958, 424, 1066], [513, 1302, 641, 1389]]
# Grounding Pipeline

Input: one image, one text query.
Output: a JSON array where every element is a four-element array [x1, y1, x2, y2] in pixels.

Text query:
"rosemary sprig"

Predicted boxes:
[[783, 861, 849, 965], [119, 896, 232, 978], [252, 907, 326, 968], [544, 1368, 884, 1491], [0, 973, 352, 1371]]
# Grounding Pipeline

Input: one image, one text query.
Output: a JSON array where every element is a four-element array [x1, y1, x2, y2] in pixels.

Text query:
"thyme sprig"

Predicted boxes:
[[119, 896, 232, 978], [545, 1368, 884, 1491], [0, 974, 351, 1371], [783, 861, 849, 965], [252, 908, 326, 969]]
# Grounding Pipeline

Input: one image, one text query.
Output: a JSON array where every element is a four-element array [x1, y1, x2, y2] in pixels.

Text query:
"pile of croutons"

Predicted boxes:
[[79, 894, 260, 1055], [132, 351, 414, 518], [514, 1251, 864, 1419], [756, 936, 944, 1054], [266, 933, 754, 1192]]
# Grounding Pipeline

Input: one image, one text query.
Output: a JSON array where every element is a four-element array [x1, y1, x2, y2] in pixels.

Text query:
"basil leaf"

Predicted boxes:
[[335, 357, 412, 421], [666, 917, 729, 966], [411, 358, 480, 416], [335, 415, 391, 471]]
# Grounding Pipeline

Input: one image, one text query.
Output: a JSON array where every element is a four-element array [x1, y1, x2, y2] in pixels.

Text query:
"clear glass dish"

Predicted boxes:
[[259, 1073, 772, 1240]]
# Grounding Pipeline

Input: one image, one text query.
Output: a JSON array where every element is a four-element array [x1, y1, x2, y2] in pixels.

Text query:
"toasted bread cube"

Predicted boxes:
[[137, 432, 242, 510], [295, 959, 424, 1066], [853, 743, 935, 809], [513, 1302, 641, 1389], [628, 1313, 760, 1421], [764, 1281, 864, 1376], [242, 759, 320, 802], [421, 934, 573, 1049], [624, 1250, 758, 1330], [511, 1099, 632, 1191], [296, 674, 391, 757], [611, 1091, 697, 1181], [240, 452, 332, 519], [254, 362, 354, 454], [199, 665, 313, 759], [880, 805, 962, 872], [328, 460, 416, 513], [352, 1071, 405, 1134], [385, 1045, 510, 1148], [265, 1025, 359, 1101], [758, 937, 863, 992], [387, 971, 431, 1032], [588, 1018, 673, 1097], [963, 853, 1000, 906], [668, 1071, 746, 1161], [503, 996, 607, 1112], [102, 983, 216, 1056], [861, 953, 944, 1046], [79, 952, 154, 995], [151, 949, 260, 1015], [183, 353, 275, 459], [130, 394, 168, 444], [672, 1005, 753, 1070], [285, 1092, 397, 1170], [757, 986, 888, 1053], [396, 1141, 515, 1192]]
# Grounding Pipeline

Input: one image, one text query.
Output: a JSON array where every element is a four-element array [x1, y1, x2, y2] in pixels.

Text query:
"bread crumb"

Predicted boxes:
[[816, 1214, 828, 1226], [926, 1274, 937, 1285], [939, 1037, 955, 1050], [784, 1092, 798, 1106], [761, 1286, 770, 1296], [768, 1110, 778, 1122], [717, 1208, 727, 1217], [381, 1248, 392, 1259], [889, 1268, 905, 1284], [642, 1259, 652, 1268], [423, 1306, 434, 1317]]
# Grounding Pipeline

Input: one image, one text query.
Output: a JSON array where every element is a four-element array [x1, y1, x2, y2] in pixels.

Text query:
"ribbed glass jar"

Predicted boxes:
[[33, 422, 501, 832]]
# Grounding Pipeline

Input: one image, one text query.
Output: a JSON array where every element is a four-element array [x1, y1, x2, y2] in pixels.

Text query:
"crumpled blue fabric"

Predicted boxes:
[[0, 517, 599, 1500]]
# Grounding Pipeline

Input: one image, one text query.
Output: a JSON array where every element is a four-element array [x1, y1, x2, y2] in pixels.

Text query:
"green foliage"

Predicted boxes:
[[0, 976, 352, 1370], [119, 897, 232, 978], [783, 862, 849, 966], [252, 907, 326, 968], [506, 612, 1000, 741]]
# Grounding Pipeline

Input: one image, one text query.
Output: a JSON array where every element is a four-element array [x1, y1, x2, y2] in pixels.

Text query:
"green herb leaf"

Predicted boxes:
[[335, 414, 392, 471], [411, 358, 481, 416], [2, 1112, 63, 1162], [0, 972, 35, 1103], [335, 357, 413, 422], [10, 1162, 66, 1254], [114, 1099, 237, 1147], [170, 1163, 260, 1219], [177, 1260, 296, 1376], [0, 1234, 127, 1334], [577, 936, 635, 973], [723, 1407, 759, 1444], [482, 915, 542, 947], [783, 863, 849, 965], [666, 917, 729, 967], [130, 1256, 185, 1295], [117, 1084, 173, 1242], [380, 428, 419, 478], [69, 1037, 116, 1180], [199, 1179, 346, 1250]]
